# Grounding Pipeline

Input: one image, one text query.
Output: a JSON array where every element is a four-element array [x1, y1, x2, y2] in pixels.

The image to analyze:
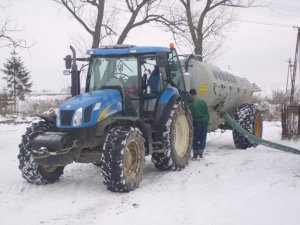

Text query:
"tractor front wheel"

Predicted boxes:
[[18, 120, 64, 184], [101, 125, 145, 192]]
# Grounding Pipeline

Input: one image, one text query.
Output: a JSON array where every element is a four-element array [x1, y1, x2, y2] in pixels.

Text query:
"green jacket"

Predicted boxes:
[[188, 96, 210, 122]]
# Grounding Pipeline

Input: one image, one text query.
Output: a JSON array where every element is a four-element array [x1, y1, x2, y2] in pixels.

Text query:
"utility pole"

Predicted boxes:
[[290, 26, 300, 105], [282, 27, 300, 139], [286, 58, 294, 94]]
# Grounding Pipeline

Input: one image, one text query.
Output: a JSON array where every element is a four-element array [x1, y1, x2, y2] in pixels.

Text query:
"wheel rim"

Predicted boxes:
[[254, 115, 262, 138], [40, 165, 57, 173], [124, 140, 140, 181], [174, 114, 190, 157]]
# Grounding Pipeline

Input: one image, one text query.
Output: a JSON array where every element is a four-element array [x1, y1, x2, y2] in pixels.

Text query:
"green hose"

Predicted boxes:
[[222, 112, 300, 155]]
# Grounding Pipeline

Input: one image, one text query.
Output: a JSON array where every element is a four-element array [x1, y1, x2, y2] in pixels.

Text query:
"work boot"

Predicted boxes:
[[192, 150, 198, 160], [199, 149, 204, 158]]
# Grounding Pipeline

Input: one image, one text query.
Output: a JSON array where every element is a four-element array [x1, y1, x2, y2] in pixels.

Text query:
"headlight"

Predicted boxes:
[[56, 109, 61, 127], [73, 107, 83, 126]]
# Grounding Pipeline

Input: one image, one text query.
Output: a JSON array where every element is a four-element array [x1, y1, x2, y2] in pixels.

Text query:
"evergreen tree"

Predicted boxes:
[[1, 49, 32, 113]]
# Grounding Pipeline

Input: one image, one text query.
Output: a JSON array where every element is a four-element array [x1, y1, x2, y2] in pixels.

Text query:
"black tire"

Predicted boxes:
[[233, 104, 263, 149], [18, 120, 64, 184], [151, 103, 193, 170], [101, 125, 145, 192]]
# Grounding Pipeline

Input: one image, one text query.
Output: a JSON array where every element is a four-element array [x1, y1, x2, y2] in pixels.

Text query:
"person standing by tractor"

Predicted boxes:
[[188, 89, 210, 160]]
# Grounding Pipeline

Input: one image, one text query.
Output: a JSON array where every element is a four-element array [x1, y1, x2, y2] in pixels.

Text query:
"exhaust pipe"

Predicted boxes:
[[70, 46, 80, 97]]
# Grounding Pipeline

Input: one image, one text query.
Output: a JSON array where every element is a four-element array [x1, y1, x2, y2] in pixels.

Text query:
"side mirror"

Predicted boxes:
[[63, 70, 71, 76], [64, 55, 72, 69]]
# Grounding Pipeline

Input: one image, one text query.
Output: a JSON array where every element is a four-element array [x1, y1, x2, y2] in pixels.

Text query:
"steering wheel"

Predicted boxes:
[[113, 72, 129, 83]]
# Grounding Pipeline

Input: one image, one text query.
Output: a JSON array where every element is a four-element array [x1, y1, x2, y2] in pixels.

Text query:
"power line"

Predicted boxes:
[[272, 3, 300, 12], [233, 25, 295, 34], [250, 8, 300, 20], [236, 19, 294, 28]]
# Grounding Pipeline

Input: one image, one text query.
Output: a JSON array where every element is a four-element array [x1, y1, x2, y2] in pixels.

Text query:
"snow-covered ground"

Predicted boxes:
[[1, 121, 300, 225]]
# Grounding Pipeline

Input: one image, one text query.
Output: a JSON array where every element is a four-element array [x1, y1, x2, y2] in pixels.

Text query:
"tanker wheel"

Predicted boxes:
[[18, 120, 65, 184], [232, 104, 263, 149], [101, 125, 145, 192], [151, 103, 193, 170]]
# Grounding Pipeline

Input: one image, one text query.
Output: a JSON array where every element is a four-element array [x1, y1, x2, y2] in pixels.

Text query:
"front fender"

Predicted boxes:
[[33, 113, 56, 124]]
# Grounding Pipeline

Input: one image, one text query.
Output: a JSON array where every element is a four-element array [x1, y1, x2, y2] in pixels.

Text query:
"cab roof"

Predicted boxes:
[[87, 45, 171, 56]]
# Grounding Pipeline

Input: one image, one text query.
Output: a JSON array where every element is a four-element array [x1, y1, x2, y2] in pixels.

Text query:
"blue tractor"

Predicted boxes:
[[18, 44, 193, 192]]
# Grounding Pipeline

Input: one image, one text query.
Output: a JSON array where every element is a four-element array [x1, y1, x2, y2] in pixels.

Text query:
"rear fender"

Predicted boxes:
[[153, 87, 180, 131]]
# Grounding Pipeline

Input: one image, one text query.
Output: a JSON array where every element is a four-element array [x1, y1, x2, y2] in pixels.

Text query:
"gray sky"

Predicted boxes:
[[0, 0, 299, 95]]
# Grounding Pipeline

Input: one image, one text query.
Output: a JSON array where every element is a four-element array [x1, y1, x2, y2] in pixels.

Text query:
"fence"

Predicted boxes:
[[281, 105, 300, 139], [0, 95, 13, 115]]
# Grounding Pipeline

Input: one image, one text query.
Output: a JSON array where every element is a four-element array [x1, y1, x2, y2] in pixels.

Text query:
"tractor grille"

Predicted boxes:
[[60, 110, 74, 126], [84, 105, 93, 123]]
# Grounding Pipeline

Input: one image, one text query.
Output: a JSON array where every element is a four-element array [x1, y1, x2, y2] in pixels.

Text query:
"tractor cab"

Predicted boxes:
[[85, 45, 186, 120]]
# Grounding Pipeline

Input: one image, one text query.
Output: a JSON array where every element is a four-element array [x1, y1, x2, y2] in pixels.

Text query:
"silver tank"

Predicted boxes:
[[183, 58, 252, 131]]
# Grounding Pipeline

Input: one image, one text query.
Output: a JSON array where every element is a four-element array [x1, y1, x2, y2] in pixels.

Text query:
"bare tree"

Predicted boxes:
[[117, 0, 163, 44], [53, 0, 106, 48], [268, 87, 289, 105], [0, 1, 32, 48], [53, 0, 163, 49], [161, 0, 260, 61], [0, 18, 31, 48]]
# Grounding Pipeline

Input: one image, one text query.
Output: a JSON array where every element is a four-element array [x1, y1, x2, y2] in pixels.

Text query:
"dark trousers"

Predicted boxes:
[[193, 121, 208, 151]]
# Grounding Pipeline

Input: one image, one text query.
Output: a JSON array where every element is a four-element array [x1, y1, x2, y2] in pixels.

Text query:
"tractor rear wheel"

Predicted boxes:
[[232, 104, 263, 149], [101, 125, 145, 192], [18, 120, 64, 184], [152, 103, 193, 170]]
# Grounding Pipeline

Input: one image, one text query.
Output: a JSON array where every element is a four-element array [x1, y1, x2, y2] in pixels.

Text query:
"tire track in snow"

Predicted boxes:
[[0, 163, 102, 204]]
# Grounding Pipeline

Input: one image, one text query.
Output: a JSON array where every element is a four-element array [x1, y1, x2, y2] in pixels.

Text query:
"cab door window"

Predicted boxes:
[[168, 50, 185, 90]]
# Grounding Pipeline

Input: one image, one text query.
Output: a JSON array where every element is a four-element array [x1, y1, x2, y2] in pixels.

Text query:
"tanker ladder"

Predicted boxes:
[[221, 112, 300, 155]]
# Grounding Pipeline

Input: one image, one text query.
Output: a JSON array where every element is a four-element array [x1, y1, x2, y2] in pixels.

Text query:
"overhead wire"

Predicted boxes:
[[236, 19, 294, 28], [249, 8, 300, 20], [271, 3, 300, 12]]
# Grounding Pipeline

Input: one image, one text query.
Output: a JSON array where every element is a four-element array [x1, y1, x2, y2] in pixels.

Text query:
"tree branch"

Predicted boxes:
[[0, 19, 32, 48], [117, 0, 162, 44], [53, 0, 94, 35]]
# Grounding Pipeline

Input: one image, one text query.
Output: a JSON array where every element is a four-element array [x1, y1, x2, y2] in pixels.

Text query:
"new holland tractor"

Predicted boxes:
[[18, 44, 194, 192]]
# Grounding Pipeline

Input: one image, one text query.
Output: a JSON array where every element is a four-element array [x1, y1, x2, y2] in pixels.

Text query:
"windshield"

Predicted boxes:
[[88, 57, 138, 92]]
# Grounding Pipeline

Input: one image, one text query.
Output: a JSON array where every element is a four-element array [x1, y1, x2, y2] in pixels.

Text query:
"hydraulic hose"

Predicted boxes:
[[222, 112, 300, 155]]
